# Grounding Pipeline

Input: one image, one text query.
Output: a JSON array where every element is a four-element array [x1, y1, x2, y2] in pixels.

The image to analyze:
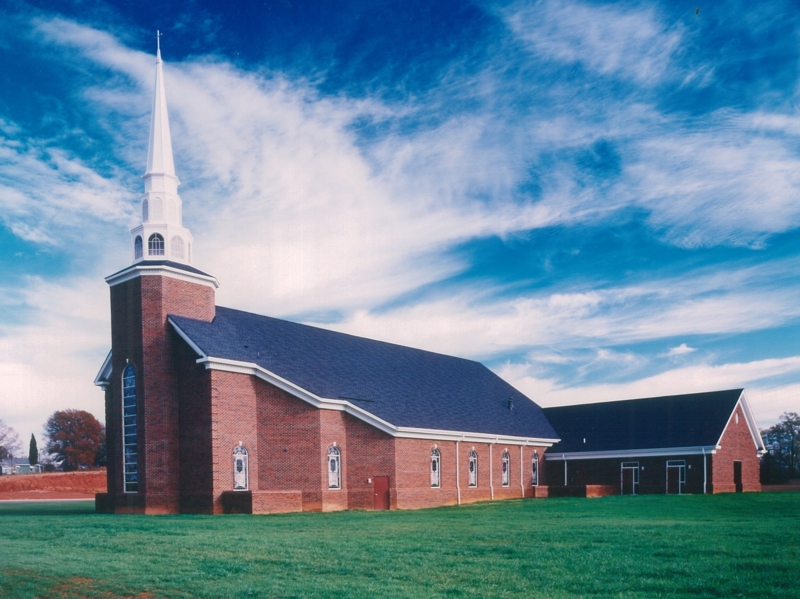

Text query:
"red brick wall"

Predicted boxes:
[[319, 410, 348, 511], [107, 271, 215, 514], [209, 370, 260, 513], [255, 377, 323, 511], [344, 414, 395, 510], [711, 404, 761, 493]]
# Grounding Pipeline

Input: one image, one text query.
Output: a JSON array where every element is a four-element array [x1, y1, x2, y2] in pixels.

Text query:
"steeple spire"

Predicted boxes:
[[145, 30, 177, 183], [129, 35, 194, 266]]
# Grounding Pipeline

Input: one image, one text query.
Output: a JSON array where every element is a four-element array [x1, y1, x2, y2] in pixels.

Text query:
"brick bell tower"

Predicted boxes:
[[98, 37, 218, 514]]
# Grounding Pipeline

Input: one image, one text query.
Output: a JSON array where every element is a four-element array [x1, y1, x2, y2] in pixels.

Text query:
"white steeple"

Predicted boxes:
[[130, 32, 194, 266]]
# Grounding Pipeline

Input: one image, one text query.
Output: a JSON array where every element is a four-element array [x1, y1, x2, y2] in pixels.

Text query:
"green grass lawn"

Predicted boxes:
[[0, 493, 798, 599]]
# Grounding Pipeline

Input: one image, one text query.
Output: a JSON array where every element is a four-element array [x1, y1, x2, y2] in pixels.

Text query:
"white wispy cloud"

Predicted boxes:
[[504, 0, 682, 85], [667, 343, 696, 356]]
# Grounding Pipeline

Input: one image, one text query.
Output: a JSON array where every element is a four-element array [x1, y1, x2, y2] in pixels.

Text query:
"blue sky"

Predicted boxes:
[[1, 0, 799, 442]]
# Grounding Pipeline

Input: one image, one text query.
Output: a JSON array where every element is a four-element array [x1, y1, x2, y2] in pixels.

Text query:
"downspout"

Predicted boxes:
[[456, 437, 462, 505], [489, 441, 494, 501], [520, 445, 525, 498], [703, 448, 707, 494], [564, 454, 567, 486]]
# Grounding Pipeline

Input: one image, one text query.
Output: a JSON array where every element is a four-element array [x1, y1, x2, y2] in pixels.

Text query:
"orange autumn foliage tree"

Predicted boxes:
[[44, 410, 104, 470]]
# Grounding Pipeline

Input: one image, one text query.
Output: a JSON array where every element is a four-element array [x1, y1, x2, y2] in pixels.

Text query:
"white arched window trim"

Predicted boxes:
[[134, 236, 143, 260], [171, 236, 185, 260], [328, 445, 341, 489], [233, 444, 249, 491], [148, 233, 164, 256], [468, 450, 478, 487], [431, 448, 441, 488]]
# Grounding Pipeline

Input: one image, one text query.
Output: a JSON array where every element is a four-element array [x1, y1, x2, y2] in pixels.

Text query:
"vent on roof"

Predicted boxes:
[[507, 397, 514, 410]]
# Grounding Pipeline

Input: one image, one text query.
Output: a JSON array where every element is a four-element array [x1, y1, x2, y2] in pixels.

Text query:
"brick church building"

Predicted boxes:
[[94, 46, 764, 515]]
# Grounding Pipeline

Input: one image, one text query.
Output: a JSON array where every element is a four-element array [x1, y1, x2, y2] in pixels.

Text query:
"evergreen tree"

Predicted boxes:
[[28, 433, 38, 466]]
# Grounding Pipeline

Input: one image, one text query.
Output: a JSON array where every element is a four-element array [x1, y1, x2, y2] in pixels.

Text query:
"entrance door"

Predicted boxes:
[[666, 460, 685, 494], [373, 476, 390, 510], [620, 462, 639, 495], [733, 461, 742, 493]]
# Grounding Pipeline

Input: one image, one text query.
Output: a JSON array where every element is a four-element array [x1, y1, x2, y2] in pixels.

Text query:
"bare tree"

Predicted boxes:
[[0, 420, 21, 463]]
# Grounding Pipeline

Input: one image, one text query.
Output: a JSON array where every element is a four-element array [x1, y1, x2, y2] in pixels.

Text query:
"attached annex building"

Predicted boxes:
[[94, 47, 763, 515], [543, 390, 765, 495]]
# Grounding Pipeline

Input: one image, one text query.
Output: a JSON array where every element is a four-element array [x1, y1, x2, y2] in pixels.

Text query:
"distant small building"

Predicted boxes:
[[0, 458, 43, 475], [543, 389, 765, 495]]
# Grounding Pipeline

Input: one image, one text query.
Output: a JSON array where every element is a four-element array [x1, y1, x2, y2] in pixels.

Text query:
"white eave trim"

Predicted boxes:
[[168, 319, 557, 447], [716, 391, 766, 454], [105, 263, 219, 289], [544, 445, 720, 461], [93, 350, 113, 390]]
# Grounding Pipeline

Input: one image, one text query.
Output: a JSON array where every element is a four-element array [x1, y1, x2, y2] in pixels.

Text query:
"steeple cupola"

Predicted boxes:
[[130, 35, 194, 265]]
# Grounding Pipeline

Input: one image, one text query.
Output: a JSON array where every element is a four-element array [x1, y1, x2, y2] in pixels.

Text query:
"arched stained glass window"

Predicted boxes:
[[501, 451, 510, 487], [431, 448, 441, 488], [134, 236, 143, 260], [171, 236, 184, 260], [148, 233, 164, 256], [532, 452, 539, 486], [328, 446, 341, 489], [233, 445, 248, 491], [468, 450, 478, 487], [122, 364, 138, 493]]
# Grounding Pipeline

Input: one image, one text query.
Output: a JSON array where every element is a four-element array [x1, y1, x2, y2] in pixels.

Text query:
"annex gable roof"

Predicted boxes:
[[169, 306, 559, 443], [543, 389, 765, 458]]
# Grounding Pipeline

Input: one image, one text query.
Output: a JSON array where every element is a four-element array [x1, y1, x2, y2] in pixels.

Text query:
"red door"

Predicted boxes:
[[373, 476, 390, 510]]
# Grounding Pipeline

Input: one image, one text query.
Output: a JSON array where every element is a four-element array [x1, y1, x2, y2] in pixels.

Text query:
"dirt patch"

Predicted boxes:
[[0, 470, 105, 496], [0, 491, 96, 500]]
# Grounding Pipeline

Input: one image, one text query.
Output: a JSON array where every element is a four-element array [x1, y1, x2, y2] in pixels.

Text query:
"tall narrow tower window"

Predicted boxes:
[[122, 364, 138, 493], [134, 236, 143, 260], [171, 236, 184, 260], [148, 233, 165, 256], [142, 199, 149, 222]]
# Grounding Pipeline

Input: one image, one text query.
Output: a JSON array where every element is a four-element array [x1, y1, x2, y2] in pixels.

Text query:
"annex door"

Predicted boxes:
[[373, 476, 390, 510], [733, 461, 743, 493], [666, 460, 686, 494], [620, 462, 639, 495]]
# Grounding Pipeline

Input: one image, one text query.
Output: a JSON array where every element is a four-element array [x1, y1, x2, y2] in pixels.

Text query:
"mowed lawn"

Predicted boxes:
[[0, 493, 798, 599]]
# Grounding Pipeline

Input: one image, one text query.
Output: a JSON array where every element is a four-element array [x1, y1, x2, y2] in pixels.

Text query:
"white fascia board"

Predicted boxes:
[[716, 391, 766, 453], [168, 318, 209, 360], [105, 263, 219, 289], [543, 445, 719, 461], [93, 350, 113, 389], [198, 355, 558, 446]]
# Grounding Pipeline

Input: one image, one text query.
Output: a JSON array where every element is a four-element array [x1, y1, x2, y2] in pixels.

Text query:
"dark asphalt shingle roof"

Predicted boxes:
[[170, 306, 558, 439], [543, 389, 743, 453]]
